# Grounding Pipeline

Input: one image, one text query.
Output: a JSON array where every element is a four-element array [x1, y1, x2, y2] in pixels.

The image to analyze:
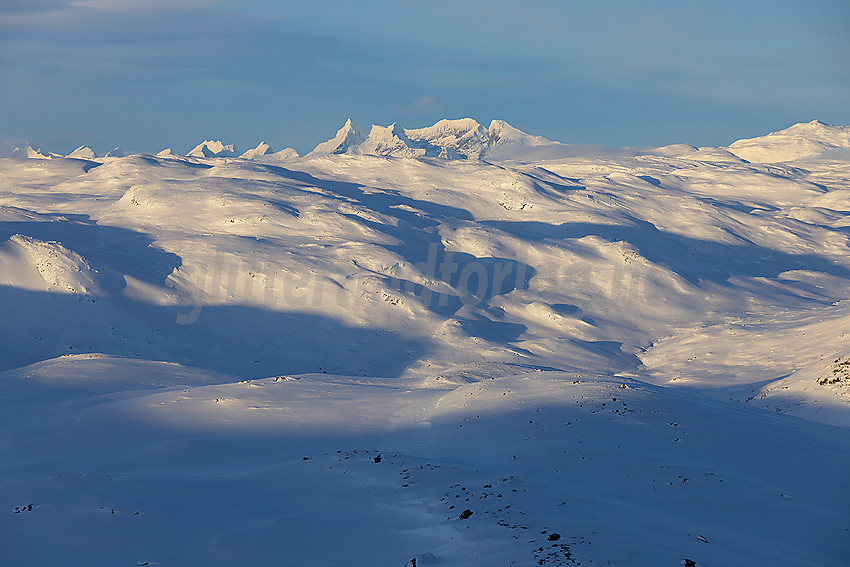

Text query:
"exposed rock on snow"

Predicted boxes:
[[405, 118, 492, 159], [0, 234, 101, 295], [358, 122, 458, 159]]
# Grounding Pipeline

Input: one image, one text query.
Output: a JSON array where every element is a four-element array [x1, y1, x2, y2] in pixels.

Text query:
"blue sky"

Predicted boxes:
[[1, 0, 848, 155]]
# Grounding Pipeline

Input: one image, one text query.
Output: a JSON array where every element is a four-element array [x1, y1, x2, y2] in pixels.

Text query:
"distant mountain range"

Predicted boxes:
[[3, 119, 850, 163], [306, 118, 564, 161]]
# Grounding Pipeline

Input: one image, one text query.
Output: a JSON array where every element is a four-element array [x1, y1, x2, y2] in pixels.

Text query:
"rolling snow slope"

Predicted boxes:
[[3, 356, 848, 566], [726, 120, 850, 163], [1, 121, 849, 566]]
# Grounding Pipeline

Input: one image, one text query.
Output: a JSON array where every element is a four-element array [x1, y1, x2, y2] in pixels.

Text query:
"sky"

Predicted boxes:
[[1, 0, 848, 156]]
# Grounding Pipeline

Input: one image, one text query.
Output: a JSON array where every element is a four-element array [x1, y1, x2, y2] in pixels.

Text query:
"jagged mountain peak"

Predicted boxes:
[[22, 144, 60, 159], [308, 119, 367, 157], [5, 145, 50, 159], [233, 142, 299, 161], [406, 118, 490, 159], [240, 142, 272, 159], [187, 140, 236, 158], [67, 146, 97, 159]]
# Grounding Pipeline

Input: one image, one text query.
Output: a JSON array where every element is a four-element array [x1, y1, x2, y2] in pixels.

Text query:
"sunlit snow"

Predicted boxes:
[[2, 119, 849, 566]]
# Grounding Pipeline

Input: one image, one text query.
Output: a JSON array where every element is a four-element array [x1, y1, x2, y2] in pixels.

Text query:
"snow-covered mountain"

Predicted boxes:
[[67, 145, 97, 159], [357, 122, 460, 159], [5, 143, 62, 159], [187, 139, 236, 158], [239, 141, 271, 159], [265, 147, 299, 160], [726, 120, 850, 162], [403, 118, 492, 159], [307, 117, 566, 160], [239, 141, 300, 160], [1, 122, 849, 566], [307, 118, 367, 156]]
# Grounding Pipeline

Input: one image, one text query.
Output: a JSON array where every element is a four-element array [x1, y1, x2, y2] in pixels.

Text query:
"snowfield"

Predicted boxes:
[[2, 119, 849, 566]]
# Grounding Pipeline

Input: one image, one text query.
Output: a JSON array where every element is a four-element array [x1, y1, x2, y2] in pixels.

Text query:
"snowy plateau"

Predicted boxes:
[[1, 118, 849, 566]]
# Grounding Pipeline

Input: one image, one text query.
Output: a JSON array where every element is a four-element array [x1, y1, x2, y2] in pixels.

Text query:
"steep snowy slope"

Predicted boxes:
[[307, 118, 367, 156], [239, 141, 271, 159], [1, 122, 849, 566]]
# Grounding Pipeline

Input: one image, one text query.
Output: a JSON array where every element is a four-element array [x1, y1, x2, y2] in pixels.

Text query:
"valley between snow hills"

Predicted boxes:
[[2, 119, 849, 566]]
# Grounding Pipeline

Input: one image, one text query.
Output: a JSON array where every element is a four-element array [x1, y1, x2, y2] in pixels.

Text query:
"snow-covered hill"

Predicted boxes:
[[727, 120, 850, 162], [1, 121, 849, 566]]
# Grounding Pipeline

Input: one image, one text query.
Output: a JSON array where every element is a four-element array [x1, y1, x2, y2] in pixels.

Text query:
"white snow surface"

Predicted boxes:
[[1, 121, 850, 566], [727, 120, 850, 162]]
